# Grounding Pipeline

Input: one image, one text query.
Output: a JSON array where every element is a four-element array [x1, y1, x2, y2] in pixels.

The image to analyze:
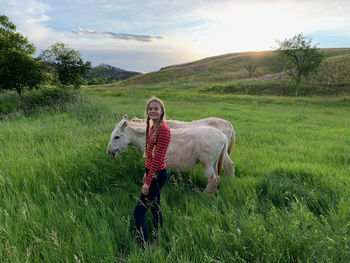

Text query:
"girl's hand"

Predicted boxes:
[[143, 173, 147, 183], [142, 183, 150, 195]]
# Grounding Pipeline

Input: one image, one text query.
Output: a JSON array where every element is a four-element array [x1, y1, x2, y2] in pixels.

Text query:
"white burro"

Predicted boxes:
[[131, 116, 235, 177], [107, 115, 228, 193]]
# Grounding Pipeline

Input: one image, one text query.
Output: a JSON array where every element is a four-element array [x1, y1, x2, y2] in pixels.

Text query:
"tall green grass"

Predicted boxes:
[[0, 87, 81, 116], [1, 87, 350, 262], [0, 91, 21, 114]]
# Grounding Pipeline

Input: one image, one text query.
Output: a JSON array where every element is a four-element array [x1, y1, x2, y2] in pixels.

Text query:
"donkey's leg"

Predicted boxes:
[[203, 163, 220, 194]]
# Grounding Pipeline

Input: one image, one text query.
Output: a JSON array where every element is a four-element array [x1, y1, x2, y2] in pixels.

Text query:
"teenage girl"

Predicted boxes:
[[133, 97, 171, 248]]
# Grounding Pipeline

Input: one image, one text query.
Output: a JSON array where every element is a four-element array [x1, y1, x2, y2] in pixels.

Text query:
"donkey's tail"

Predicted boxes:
[[217, 139, 227, 176], [227, 129, 236, 156]]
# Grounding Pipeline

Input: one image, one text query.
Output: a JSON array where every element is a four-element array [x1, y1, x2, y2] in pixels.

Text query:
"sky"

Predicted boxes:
[[1, 0, 350, 72]]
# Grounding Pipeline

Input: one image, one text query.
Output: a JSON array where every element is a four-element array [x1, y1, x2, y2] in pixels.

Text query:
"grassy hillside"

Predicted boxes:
[[200, 52, 350, 96], [119, 48, 350, 96], [1, 84, 350, 261], [120, 50, 284, 87], [84, 64, 140, 83]]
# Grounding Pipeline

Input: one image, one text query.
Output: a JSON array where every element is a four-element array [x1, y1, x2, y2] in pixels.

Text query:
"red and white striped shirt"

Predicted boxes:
[[145, 122, 171, 185]]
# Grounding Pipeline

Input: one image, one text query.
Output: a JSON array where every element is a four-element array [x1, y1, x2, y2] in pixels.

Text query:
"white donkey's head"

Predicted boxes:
[[106, 115, 131, 158]]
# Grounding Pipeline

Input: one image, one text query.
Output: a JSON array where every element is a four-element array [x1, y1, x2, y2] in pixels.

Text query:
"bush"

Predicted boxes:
[[22, 86, 79, 111], [204, 83, 239, 94], [202, 80, 295, 96], [0, 91, 21, 114], [201, 77, 350, 96], [88, 77, 108, 85]]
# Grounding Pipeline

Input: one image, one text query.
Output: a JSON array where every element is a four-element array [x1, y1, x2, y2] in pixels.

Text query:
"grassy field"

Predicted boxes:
[[1, 83, 350, 262]]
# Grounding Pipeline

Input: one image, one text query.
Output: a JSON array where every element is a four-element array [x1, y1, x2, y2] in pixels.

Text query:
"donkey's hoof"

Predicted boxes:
[[204, 188, 215, 194], [204, 185, 216, 194]]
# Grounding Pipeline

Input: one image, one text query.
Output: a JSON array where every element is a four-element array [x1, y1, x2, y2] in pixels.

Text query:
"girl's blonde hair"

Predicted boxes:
[[145, 97, 166, 157]]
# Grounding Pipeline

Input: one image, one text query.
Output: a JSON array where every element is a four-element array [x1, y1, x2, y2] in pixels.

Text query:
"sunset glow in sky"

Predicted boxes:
[[1, 0, 350, 72]]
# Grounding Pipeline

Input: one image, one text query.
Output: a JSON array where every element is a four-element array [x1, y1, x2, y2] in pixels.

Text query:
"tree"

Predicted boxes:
[[0, 15, 44, 101], [88, 77, 107, 85], [40, 42, 91, 88], [243, 64, 257, 78], [276, 33, 325, 96]]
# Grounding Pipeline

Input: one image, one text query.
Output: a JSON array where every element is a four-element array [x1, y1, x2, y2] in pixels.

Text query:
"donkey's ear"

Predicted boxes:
[[123, 114, 128, 120], [121, 120, 128, 131]]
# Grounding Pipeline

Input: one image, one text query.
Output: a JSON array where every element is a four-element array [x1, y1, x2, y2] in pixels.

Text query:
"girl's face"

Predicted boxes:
[[147, 101, 163, 122]]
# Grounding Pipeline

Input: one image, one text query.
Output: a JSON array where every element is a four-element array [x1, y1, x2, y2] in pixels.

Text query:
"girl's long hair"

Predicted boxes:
[[145, 97, 166, 157]]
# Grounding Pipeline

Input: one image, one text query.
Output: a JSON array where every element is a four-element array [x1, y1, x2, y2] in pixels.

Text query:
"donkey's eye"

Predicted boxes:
[[114, 136, 120, 139]]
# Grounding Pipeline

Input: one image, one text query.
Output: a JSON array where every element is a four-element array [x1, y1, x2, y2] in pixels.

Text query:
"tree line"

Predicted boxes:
[[0, 15, 91, 102]]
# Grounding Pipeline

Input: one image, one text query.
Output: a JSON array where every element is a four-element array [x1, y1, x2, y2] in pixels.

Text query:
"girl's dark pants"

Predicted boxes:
[[133, 168, 168, 245]]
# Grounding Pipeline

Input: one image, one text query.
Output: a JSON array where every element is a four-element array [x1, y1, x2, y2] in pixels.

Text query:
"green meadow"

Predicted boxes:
[[1, 49, 350, 262], [1, 87, 350, 262]]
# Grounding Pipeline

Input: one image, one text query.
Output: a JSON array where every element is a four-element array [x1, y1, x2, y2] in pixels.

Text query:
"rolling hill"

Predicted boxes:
[[84, 64, 140, 83], [118, 48, 350, 96]]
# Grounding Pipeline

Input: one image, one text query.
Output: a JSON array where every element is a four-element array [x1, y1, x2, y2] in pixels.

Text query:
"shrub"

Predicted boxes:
[[88, 77, 107, 85], [201, 77, 350, 97], [22, 85, 79, 111], [204, 83, 239, 94], [202, 80, 296, 96], [0, 91, 21, 114]]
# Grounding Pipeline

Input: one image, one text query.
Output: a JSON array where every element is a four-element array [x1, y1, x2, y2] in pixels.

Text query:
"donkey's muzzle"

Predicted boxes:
[[106, 150, 115, 158]]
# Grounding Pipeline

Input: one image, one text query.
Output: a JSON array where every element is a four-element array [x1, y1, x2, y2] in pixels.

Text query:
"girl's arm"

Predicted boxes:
[[144, 126, 171, 185]]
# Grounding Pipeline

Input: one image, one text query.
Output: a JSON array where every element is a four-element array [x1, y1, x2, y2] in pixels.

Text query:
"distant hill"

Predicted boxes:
[[119, 48, 350, 92], [84, 64, 140, 84], [119, 50, 284, 86]]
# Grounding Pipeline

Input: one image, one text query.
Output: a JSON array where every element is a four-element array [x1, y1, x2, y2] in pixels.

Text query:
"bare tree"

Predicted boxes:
[[243, 64, 258, 78]]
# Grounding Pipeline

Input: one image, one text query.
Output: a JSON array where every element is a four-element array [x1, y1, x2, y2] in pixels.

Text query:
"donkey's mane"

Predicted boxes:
[[128, 121, 146, 134]]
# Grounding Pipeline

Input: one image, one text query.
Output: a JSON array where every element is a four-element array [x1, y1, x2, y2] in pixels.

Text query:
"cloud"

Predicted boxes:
[[182, 0, 350, 56], [2, 0, 350, 72], [71, 28, 165, 42]]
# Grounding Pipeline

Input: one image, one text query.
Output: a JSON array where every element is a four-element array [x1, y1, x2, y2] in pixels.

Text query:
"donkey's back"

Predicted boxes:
[[166, 126, 226, 172]]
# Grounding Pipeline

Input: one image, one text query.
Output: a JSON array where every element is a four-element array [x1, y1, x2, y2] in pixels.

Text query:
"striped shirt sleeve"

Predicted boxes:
[[145, 124, 171, 185]]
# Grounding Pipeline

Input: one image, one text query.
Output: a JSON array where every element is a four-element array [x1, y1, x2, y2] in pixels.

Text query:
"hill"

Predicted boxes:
[[119, 48, 350, 96], [84, 64, 140, 84], [120, 50, 284, 86]]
